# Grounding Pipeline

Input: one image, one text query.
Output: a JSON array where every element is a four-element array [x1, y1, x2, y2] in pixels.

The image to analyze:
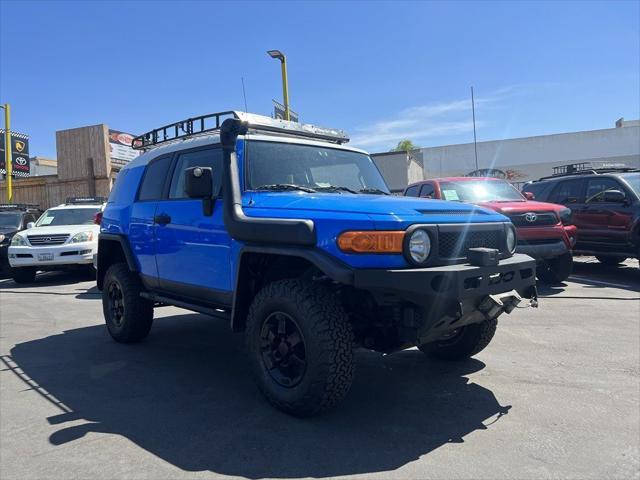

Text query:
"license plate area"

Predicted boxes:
[[38, 253, 54, 261]]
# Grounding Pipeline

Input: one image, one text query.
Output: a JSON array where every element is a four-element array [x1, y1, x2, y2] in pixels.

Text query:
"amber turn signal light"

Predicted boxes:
[[337, 231, 404, 253]]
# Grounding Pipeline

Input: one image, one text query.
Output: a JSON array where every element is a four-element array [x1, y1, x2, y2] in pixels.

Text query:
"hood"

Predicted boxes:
[[0, 227, 19, 236], [248, 192, 500, 217], [18, 224, 100, 237], [473, 200, 563, 215]]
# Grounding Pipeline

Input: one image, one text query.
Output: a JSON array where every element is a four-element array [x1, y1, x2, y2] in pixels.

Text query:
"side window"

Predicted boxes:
[[25, 214, 38, 225], [169, 148, 223, 199], [419, 183, 435, 198], [405, 185, 420, 197], [138, 155, 173, 201], [550, 179, 584, 204], [585, 178, 622, 203]]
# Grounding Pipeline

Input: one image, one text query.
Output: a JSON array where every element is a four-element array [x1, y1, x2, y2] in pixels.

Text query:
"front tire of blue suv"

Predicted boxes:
[[102, 263, 154, 343], [245, 279, 355, 417]]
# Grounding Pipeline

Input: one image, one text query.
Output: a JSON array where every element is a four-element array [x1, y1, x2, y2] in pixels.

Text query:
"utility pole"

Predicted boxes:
[[1, 104, 12, 202], [471, 87, 479, 171]]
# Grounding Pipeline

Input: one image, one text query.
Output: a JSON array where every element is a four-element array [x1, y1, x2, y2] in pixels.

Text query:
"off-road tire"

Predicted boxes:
[[11, 267, 36, 284], [245, 279, 354, 417], [537, 252, 573, 284], [595, 255, 627, 266], [419, 318, 498, 360], [102, 263, 153, 343]]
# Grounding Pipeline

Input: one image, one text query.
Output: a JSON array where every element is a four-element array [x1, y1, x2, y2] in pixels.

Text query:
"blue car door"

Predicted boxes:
[[128, 155, 175, 287], [154, 145, 232, 305]]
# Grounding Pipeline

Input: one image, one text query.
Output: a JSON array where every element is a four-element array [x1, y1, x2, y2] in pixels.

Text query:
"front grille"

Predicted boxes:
[[438, 230, 501, 259], [27, 234, 69, 246], [509, 212, 558, 227]]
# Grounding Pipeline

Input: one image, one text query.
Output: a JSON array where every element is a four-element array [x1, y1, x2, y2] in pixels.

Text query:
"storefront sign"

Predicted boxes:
[[109, 129, 140, 167], [0, 130, 30, 177]]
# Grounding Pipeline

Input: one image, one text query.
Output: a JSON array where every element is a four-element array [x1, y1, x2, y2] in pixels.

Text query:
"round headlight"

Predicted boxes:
[[506, 225, 517, 254], [408, 229, 431, 264]]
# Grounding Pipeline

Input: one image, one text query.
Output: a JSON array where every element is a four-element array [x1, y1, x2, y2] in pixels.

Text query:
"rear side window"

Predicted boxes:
[[405, 185, 420, 197], [138, 155, 173, 201], [549, 179, 584, 204], [169, 148, 223, 199]]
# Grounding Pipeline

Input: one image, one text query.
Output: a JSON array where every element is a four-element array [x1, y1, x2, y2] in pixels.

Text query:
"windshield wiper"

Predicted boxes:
[[358, 188, 389, 195], [254, 184, 317, 193], [314, 185, 358, 194]]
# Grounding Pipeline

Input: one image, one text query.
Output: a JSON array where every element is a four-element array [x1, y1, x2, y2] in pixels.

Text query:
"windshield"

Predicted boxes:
[[35, 208, 100, 227], [621, 173, 640, 195], [0, 212, 21, 228], [246, 141, 390, 194], [439, 180, 525, 202]]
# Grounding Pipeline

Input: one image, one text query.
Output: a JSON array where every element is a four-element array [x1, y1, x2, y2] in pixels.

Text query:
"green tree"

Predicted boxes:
[[393, 139, 417, 152]]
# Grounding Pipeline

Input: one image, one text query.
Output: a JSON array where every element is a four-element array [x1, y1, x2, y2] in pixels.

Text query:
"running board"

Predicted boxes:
[[140, 292, 231, 321]]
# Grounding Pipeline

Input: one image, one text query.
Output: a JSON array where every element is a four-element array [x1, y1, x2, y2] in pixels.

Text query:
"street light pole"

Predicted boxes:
[[0, 103, 12, 203], [471, 86, 479, 171], [267, 50, 290, 121]]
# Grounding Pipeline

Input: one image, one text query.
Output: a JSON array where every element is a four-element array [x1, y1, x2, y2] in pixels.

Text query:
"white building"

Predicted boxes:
[[372, 118, 640, 192]]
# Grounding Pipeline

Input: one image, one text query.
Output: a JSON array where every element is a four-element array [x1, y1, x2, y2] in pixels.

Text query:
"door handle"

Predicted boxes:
[[154, 213, 171, 225]]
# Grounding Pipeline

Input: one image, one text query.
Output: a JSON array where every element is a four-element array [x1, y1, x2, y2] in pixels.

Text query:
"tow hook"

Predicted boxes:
[[478, 290, 523, 318]]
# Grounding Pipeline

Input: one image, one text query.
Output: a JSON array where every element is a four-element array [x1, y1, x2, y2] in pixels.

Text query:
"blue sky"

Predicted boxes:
[[1, 0, 638, 158]]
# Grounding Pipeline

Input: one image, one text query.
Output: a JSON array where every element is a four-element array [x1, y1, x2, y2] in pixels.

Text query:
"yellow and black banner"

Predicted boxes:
[[0, 130, 30, 178]]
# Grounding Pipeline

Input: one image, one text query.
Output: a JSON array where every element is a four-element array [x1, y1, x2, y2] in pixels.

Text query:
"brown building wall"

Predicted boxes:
[[0, 124, 115, 209], [56, 124, 111, 181]]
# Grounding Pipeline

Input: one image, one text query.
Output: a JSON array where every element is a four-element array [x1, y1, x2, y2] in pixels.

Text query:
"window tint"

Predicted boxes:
[[550, 179, 583, 204], [405, 185, 420, 197], [25, 214, 38, 224], [419, 183, 435, 198], [585, 178, 622, 203], [169, 148, 223, 199], [138, 156, 173, 201]]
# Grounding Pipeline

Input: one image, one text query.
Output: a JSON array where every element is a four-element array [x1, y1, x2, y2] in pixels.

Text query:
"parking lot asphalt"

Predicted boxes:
[[0, 258, 639, 480]]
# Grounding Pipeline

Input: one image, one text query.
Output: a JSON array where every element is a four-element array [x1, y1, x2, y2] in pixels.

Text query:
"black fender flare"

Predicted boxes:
[[97, 233, 138, 290], [230, 245, 354, 331]]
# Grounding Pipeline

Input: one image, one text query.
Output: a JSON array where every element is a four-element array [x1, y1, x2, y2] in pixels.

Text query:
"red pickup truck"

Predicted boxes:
[[404, 177, 577, 283]]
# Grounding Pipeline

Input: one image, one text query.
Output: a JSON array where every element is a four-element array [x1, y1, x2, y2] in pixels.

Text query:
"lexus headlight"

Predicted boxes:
[[0, 234, 5, 243], [10, 234, 26, 246], [506, 225, 517, 255], [407, 229, 432, 264], [70, 231, 94, 243]]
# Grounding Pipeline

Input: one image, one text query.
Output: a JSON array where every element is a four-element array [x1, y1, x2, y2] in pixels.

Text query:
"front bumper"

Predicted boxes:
[[354, 253, 536, 308], [353, 253, 537, 345], [8, 243, 96, 268], [516, 240, 568, 259]]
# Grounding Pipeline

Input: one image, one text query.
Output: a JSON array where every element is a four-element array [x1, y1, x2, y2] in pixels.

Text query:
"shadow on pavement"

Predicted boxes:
[[0, 270, 95, 289], [570, 259, 640, 293], [6, 313, 510, 478]]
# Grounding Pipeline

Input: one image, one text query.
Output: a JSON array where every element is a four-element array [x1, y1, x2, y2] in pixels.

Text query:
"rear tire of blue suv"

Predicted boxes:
[[102, 263, 154, 343], [419, 318, 498, 360], [245, 279, 354, 417]]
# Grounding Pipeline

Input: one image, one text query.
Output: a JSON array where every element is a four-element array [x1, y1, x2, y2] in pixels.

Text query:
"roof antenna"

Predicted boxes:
[[241, 77, 248, 113]]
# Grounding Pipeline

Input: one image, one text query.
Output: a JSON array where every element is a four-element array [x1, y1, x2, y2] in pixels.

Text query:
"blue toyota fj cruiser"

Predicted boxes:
[[98, 112, 537, 416]]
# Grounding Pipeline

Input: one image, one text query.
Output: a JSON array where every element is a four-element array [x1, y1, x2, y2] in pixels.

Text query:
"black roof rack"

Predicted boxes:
[[65, 197, 106, 205], [536, 162, 640, 181], [0, 203, 40, 211], [132, 111, 350, 151]]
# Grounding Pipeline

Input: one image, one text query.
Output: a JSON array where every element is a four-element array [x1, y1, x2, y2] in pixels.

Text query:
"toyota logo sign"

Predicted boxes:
[[524, 212, 537, 223]]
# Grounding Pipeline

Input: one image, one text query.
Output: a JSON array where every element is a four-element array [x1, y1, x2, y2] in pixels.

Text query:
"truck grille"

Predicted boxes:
[[508, 212, 558, 227], [27, 234, 70, 246], [438, 230, 501, 259]]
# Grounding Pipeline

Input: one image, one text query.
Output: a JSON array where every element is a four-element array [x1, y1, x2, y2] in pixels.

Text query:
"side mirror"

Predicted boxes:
[[523, 191, 535, 201], [26, 222, 35, 229], [185, 166, 214, 216], [602, 189, 626, 203]]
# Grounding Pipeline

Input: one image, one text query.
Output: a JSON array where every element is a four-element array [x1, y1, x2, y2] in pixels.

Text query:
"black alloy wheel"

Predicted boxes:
[[260, 311, 307, 388]]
